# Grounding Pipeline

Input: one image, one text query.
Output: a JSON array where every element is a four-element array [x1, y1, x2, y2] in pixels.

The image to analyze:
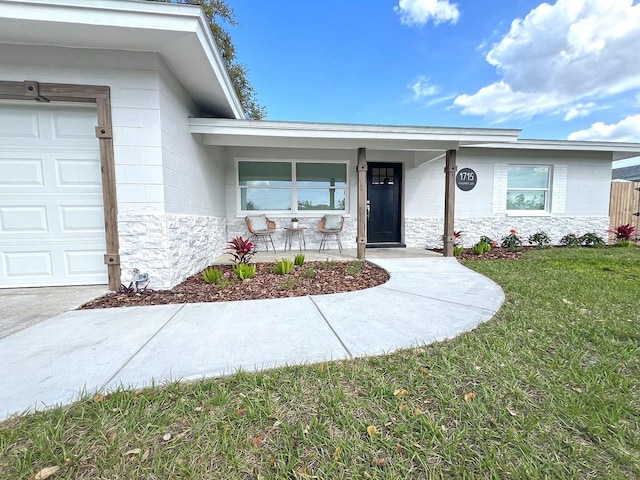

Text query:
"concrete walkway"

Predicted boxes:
[[0, 255, 504, 421]]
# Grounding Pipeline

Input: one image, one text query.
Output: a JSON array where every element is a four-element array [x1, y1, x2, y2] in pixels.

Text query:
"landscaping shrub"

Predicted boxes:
[[501, 229, 523, 251], [528, 231, 551, 248]]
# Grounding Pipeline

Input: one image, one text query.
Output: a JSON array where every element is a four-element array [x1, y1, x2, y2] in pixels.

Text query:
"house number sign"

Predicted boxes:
[[456, 168, 477, 191]]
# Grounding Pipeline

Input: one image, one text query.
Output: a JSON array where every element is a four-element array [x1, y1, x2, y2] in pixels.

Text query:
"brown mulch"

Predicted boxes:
[[79, 260, 390, 310], [79, 248, 532, 310]]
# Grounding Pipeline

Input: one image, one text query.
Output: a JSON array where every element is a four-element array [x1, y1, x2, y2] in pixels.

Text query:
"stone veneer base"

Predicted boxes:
[[118, 213, 226, 289], [404, 216, 610, 248]]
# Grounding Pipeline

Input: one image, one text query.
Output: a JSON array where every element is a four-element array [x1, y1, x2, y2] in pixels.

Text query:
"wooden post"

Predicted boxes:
[[443, 149, 457, 257], [357, 148, 368, 259], [95, 92, 121, 290]]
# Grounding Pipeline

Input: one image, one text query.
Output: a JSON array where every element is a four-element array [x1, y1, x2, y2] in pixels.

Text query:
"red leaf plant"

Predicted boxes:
[[227, 236, 256, 264], [608, 224, 636, 241]]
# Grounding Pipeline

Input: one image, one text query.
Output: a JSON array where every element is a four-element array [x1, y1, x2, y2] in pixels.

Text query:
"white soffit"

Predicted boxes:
[[468, 139, 640, 162], [0, 0, 243, 119], [189, 118, 522, 151]]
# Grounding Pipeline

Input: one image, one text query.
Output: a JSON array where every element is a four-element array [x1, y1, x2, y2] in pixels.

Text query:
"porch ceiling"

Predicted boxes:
[[189, 118, 522, 152], [0, 0, 243, 119]]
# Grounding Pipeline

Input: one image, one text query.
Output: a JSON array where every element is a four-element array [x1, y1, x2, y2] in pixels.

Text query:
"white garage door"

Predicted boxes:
[[0, 102, 107, 287]]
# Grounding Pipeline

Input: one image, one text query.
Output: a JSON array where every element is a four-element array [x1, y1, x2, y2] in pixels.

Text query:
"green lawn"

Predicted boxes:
[[2, 247, 639, 479]]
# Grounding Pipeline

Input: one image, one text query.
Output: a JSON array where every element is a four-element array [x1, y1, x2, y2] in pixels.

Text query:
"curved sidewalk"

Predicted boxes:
[[0, 257, 504, 421]]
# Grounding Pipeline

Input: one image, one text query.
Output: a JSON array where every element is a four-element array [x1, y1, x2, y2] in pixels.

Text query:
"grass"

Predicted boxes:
[[2, 248, 640, 478]]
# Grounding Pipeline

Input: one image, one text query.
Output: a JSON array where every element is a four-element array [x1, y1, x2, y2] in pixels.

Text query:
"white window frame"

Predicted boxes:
[[236, 158, 349, 215], [505, 164, 552, 215]]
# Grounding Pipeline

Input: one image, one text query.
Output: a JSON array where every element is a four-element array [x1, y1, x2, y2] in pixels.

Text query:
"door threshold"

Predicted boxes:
[[366, 243, 406, 249]]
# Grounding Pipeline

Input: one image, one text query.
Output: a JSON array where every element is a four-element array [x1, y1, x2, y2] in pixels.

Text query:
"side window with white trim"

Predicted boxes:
[[506, 166, 551, 212]]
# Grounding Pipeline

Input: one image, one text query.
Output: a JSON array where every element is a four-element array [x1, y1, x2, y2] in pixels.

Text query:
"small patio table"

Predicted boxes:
[[284, 227, 307, 252]]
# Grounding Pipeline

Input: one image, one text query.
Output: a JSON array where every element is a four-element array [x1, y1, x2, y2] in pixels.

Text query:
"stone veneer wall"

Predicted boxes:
[[118, 213, 226, 289], [405, 216, 610, 249], [227, 216, 357, 252]]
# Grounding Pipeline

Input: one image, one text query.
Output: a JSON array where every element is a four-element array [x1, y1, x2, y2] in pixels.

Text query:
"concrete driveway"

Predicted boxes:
[[0, 285, 109, 339]]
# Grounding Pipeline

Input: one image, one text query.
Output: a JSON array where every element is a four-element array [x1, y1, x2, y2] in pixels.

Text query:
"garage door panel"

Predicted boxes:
[[64, 249, 107, 277], [0, 158, 45, 186], [0, 206, 49, 233], [55, 157, 102, 187], [59, 206, 105, 232], [2, 250, 53, 279], [52, 109, 98, 141], [0, 107, 39, 140], [0, 103, 107, 287]]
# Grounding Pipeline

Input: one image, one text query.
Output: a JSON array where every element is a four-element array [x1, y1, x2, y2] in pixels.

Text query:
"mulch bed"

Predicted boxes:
[[79, 260, 390, 310], [79, 248, 535, 310]]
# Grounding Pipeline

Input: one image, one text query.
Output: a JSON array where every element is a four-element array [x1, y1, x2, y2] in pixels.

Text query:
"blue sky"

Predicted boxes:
[[228, 0, 640, 166]]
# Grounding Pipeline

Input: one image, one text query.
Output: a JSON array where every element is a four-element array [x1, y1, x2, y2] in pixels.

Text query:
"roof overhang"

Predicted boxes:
[[467, 139, 640, 162], [189, 118, 522, 154], [0, 0, 244, 119]]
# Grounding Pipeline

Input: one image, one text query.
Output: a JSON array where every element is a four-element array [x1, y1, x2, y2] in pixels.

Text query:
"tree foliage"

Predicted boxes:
[[149, 0, 266, 119]]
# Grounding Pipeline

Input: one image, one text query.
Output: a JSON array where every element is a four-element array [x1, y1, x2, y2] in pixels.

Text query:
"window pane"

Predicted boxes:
[[506, 190, 547, 210], [297, 189, 346, 210], [296, 163, 347, 187], [507, 166, 549, 189], [239, 161, 291, 186], [241, 188, 291, 211]]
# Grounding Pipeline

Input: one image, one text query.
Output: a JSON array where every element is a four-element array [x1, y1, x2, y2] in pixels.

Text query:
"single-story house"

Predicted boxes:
[[2, 0, 640, 290]]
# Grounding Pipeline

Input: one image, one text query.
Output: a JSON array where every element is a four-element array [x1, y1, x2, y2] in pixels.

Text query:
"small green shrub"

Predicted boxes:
[[302, 268, 317, 279], [202, 266, 224, 284], [617, 239, 634, 247], [232, 263, 256, 280], [273, 258, 294, 275], [560, 233, 581, 247], [581, 232, 605, 247], [481, 242, 492, 253], [501, 229, 523, 251], [528, 231, 551, 248], [318, 259, 337, 270], [479, 235, 495, 246], [294, 253, 305, 266], [346, 260, 364, 276], [472, 243, 485, 255], [278, 278, 299, 290], [453, 246, 464, 256]]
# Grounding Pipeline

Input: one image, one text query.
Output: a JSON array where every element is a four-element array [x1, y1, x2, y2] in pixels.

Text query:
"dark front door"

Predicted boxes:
[[367, 163, 402, 244]]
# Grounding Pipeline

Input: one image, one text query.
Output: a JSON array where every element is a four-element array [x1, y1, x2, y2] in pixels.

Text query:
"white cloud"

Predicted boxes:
[[568, 114, 640, 141], [454, 0, 640, 119], [410, 76, 440, 99], [563, 102, 597, 121], [395, 0, 460, 26]]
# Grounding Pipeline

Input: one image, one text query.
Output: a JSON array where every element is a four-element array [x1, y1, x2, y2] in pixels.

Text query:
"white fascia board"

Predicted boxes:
[[189, 118, 522, 150], [466, 139, 640, 162], [0, 0, 243, 118]]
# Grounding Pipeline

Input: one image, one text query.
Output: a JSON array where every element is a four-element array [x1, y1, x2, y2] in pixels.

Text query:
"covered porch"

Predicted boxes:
[[191, 118, 521, 258]]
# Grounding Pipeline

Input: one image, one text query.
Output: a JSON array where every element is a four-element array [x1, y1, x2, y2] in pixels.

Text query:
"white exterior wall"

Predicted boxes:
[[2, 45, 226, 288], [403, 148, 612, 248]]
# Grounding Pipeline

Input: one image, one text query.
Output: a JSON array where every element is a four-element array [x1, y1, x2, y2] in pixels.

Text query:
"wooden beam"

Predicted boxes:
[[443, 149, 457, 257], [357, 148, 368, 260], [96, 93, 121, 290]]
